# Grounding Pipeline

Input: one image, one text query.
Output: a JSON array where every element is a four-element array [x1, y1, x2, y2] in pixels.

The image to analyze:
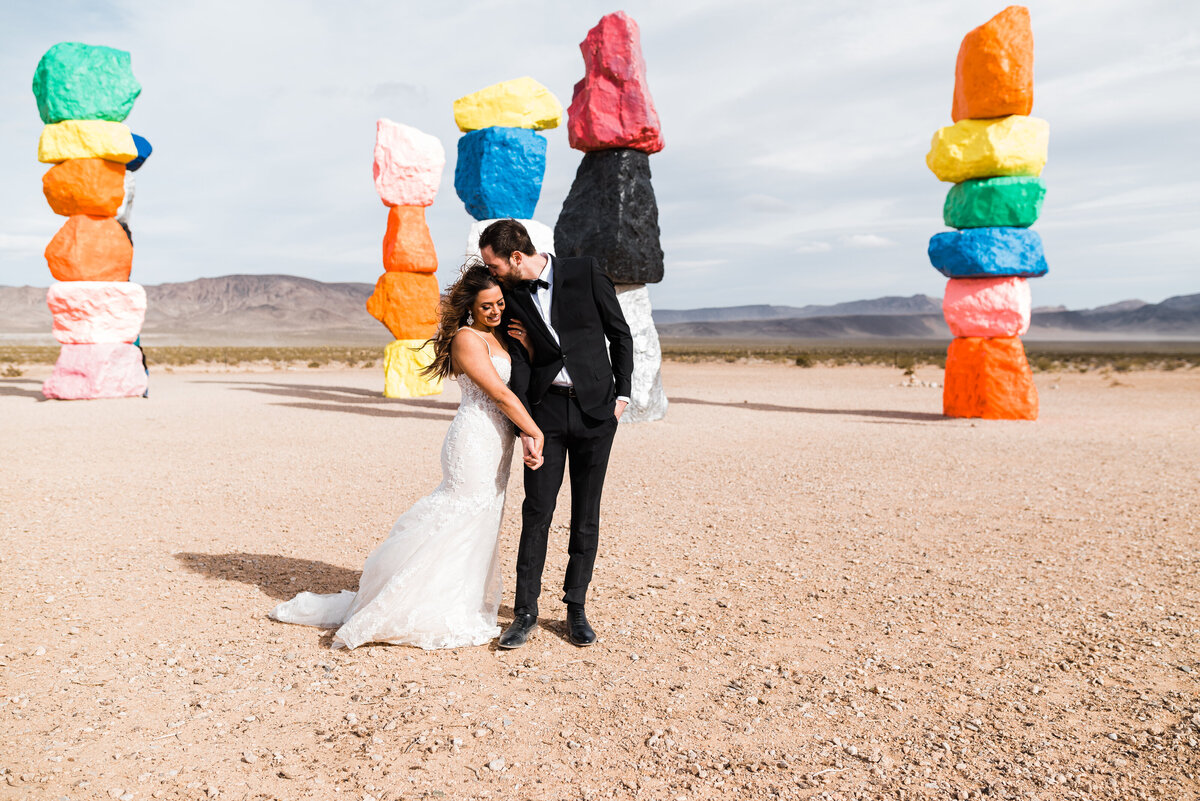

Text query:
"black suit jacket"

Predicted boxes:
[[501, 255, 633, 421]]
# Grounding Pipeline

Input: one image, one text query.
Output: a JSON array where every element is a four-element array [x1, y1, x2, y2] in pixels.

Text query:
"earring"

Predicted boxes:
[[466, 312, 474, 325]]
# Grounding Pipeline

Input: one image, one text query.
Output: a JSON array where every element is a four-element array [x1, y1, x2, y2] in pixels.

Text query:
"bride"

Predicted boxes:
[[270, 263, 543, 649]]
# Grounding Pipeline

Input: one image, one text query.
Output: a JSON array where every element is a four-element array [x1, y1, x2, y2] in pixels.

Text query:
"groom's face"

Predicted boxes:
[[480, 246, 521, 288]]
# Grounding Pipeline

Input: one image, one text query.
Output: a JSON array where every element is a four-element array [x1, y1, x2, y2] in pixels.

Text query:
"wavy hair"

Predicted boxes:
[[421, 260, 500, 380]]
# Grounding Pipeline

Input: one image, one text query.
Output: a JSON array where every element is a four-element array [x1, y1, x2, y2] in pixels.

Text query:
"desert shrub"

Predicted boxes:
[[794, 354, 813, 367], [3, 365, 22, 377]]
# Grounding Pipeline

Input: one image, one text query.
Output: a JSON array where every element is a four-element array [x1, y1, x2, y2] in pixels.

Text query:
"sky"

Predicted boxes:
[[0, 0, 1197, 310]]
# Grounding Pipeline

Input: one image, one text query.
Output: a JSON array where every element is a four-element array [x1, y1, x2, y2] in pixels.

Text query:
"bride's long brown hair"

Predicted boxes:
[[421, 261, 501, 380]]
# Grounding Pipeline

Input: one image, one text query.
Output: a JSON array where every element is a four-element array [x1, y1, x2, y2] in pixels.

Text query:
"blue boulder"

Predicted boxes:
[[126, 134, 152, 171], [928, 227, 1048, 279], [454, 127, 546, 221]]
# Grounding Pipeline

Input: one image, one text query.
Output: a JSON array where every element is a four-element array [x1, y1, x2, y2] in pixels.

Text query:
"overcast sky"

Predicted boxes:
[[1, 0, 1196, 310]]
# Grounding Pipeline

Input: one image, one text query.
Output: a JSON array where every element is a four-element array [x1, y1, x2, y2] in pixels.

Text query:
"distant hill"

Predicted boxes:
[[1, 276, 1197, 344], [0, 274, 387, 346], [653, 295, 942, 323], [657, 293, 1200, 341]]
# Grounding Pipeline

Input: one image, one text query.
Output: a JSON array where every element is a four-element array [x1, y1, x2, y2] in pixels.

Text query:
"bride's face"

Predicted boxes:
[[472, 285, 505, 329]]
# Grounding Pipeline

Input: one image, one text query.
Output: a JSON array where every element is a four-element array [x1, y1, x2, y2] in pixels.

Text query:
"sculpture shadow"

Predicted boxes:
[[669, 396, 946, 423], [174, 551, 361, 601], [0, 379, 46, 400], [195, 380, 457, 421]]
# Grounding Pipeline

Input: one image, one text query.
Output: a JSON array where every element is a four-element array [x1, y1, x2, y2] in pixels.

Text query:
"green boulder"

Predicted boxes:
[[33, 42, 141, 124], [944, 176, 1046, 229]]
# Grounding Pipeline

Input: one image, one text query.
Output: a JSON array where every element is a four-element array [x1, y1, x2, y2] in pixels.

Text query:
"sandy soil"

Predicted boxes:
[[1, 363, 1198, 801]]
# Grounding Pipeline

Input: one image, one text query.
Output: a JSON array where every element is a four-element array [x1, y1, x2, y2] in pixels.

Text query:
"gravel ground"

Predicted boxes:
[[1, 362, 1197, 801]]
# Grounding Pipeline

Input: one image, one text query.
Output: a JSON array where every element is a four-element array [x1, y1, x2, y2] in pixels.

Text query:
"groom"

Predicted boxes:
[[478, 219, 633, 648]]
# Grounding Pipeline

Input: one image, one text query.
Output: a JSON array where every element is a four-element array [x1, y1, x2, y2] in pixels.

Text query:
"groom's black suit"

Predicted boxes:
[[502, 255, 633, 616]]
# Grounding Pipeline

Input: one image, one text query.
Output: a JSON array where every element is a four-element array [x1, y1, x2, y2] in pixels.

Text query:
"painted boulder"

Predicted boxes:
[[45, 215, 134, 282], [614, 283, 667, 423], [373, 119, 445, 207], [942, 277, 1031, 337], [926, 115, 1048, 183], [953, 6, 1034, 123], [383, 206, 438, 274], [42, 343, 148, 400], [33, 42, 141, 124], [126, 134, 153, 172], [454, 127, 546, 221], [366, 272, 440, 340], [944, 176, 1045, 229], [466, 218, 555, 260], [928, 227, 1047, 279], [554, 148, 664, 284], [42, 158, 125, 217], [943, 336, 1037, 420], [38, 120, 138, 163], [47, 281, 146, 344], [568, 11, 664, 153], [453, 77, 562, 132], [383, 339, 443, 398]]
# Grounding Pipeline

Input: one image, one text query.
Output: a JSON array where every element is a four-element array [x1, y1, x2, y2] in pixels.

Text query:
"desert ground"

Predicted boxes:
[[1, 362, 1197, 801]]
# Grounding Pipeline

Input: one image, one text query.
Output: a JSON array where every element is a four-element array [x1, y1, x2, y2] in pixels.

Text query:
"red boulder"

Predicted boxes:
[[567, 11, 664, 154]]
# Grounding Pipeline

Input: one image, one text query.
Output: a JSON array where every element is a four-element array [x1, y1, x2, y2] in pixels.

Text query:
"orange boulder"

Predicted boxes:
[[45, 215, 133, 282], [943, 336, 1038, 420], [366, 271, 440, 340], [42, 159, 126, 216], [952, 6, 1034, 122], [382, 206, 437, 273]]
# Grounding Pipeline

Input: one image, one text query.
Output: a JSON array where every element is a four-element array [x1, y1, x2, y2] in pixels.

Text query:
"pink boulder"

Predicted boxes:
[[372, 119, 445, 207], [942, 276, 1031, 337], [47, 281, 146, 344], [567, 11, 664, 154], [43, 343, 147, 400]]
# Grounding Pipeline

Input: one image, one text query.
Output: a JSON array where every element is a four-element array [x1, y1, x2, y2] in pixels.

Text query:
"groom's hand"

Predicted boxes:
[[614, 399, 628, 421], [520, 433, 543, 470]]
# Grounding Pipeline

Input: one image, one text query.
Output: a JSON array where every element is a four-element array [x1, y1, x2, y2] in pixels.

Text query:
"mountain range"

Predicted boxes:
[[1, 275, 1197, 344]]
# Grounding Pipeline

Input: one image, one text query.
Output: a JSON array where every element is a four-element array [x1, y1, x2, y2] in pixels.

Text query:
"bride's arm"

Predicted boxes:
[[451, 332, 544, 464]]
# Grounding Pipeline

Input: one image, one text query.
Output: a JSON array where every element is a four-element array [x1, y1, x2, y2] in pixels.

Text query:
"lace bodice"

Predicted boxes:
[[456, 354, 512, 421]]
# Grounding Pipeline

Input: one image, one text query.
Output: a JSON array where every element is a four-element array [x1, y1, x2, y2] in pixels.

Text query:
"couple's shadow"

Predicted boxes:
[[174, 551, 576, 648]]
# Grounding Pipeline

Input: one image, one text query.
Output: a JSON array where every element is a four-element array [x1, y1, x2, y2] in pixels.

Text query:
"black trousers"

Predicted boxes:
[[514, 390, 617, 616]]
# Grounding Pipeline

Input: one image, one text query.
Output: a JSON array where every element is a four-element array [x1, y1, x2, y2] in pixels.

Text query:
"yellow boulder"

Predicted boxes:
[[453, 77, 562, 132], [926, 115, 1048, 184], [38, 120, 137, 164], [383, 339, 443, 398]]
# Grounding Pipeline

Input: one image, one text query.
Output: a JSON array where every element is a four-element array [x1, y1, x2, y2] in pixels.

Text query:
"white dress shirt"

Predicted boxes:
[[528, 254, 629, 405]]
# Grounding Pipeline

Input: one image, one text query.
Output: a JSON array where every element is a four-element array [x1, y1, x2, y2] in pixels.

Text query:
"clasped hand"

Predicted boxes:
[[520, 433, 544, 470]]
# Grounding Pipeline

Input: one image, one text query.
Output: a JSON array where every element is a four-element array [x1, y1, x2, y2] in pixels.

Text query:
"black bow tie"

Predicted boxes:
[[522, 278, 550, 292]]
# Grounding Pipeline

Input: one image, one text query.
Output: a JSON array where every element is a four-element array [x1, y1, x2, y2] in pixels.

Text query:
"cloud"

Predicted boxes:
[[794, 241, 833, 254], [841, 234, 895, 249]]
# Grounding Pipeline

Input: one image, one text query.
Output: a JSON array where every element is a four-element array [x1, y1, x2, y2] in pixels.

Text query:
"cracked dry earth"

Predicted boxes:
[[1, 362, 1198, 801]]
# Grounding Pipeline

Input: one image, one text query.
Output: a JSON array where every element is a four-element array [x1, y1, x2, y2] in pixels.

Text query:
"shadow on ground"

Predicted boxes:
[[669, 396, 946, 422], [174, 551, 361, 600], [0, 378, 47, 400], [195, 380, 457, 420]]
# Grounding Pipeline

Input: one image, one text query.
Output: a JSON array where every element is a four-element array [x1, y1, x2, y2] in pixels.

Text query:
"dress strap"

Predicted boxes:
[[458, 326, 492, 357]]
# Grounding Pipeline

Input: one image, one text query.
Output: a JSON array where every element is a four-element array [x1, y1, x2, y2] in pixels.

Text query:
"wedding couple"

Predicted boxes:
[[270, 219, 634, 651]]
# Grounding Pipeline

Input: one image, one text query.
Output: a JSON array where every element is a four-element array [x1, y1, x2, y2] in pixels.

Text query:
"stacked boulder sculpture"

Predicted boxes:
[[369, 120, 445, 398], [33, 42, 150, 400], [926, 6, 1045, 420], [454, 77, 561, 262], [555, 11, 667, 423]]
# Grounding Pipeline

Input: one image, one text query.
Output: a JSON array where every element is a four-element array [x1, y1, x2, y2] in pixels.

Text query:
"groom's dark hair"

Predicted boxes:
[[478, 219, 536, 260]]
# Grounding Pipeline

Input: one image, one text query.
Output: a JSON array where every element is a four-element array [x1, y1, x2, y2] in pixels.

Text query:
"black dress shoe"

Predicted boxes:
[[498, 613, 537, 649], [566, 604, 596, 647]]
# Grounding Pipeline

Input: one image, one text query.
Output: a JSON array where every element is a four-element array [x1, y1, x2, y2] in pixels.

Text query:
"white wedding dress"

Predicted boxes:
[[270, 334, 515, 649]]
